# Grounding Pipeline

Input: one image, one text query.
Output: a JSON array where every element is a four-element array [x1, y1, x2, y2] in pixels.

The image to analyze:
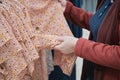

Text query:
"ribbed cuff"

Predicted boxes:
[[74, 38, 86, 57], [64, 1, 73, 14]]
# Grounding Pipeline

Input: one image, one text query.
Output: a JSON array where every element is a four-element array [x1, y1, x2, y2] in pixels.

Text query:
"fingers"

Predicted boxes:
[[54, 42, 63, 50], [54, 42, 65, 53], [53, 37, 65, 49], [50, 41, 61, 49], [54, 36, 64, 42]]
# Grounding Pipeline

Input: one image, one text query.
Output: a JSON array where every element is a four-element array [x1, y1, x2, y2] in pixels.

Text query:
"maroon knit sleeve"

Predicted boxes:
[[75, 38, 120, 70], [64, 1, 93, 30]]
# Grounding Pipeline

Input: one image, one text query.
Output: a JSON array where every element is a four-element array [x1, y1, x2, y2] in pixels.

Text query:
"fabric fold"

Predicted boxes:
[[0, 0, 77, 79], [20, 0, 77, 76]]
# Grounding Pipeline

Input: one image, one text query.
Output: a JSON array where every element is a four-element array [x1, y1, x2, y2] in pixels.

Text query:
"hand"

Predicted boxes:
[[58, 0, 67, 7], [53, 36, 78, 54]]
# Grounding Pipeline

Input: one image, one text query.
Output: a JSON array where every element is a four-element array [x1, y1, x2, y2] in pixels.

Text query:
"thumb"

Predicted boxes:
[[54, 42, 64, 50]]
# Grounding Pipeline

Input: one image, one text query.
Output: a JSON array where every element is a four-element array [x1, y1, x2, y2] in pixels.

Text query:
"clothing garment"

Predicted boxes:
[[49, 0, 83, 80], [0, 0, 39, 79], [85, 0, 112, 80], [68, 0, 82, 38], [0, 0, 76, 80], [64, 0, 120, 80], [20, 0, 77, 76], [90, 0, 112, 41]]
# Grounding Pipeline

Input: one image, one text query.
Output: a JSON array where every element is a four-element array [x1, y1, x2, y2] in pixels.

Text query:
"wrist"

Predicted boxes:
[[73, 38, 78, 52]]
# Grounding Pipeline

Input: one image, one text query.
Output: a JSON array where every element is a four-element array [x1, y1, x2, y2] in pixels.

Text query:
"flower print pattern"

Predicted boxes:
[[0, 10, 22, 64], [9, 0, 35, 38], [0, 0, 77, 79], [1, 0, 39, 79], [23, 0, 77, 76], [0, 24, 11, 47]]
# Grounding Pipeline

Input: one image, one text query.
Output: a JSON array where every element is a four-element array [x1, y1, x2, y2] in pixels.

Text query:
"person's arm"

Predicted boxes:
[[53, 35, 120, 70], [75, 38, 120, 70], [64, 1, 93, 30]]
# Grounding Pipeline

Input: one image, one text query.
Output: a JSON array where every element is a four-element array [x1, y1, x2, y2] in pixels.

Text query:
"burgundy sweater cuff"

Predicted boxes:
[[64, 1, 73, 15], [74, 38, 86, 57]]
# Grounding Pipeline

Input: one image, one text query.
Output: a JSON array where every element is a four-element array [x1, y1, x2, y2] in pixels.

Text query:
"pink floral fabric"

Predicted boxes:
[[21, 0, 77, 76], [0, 0, 77, 79]]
